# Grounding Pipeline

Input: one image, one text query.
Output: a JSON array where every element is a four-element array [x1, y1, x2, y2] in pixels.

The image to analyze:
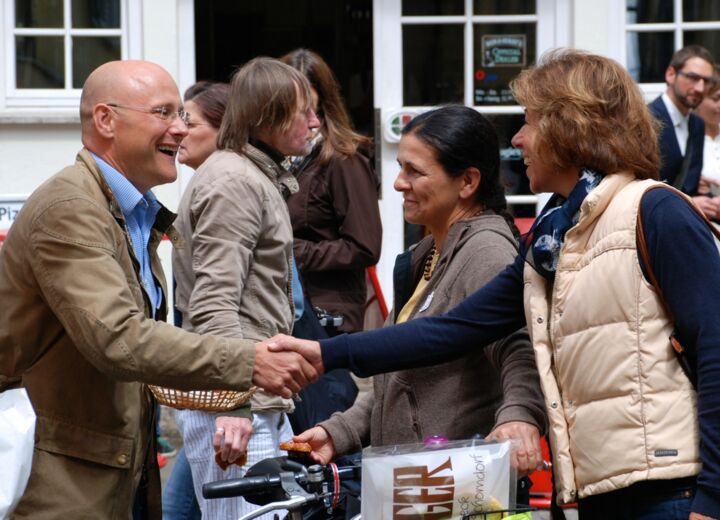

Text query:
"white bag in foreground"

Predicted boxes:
[[362, 439, 516, 519], [0, 388, 36, 518]]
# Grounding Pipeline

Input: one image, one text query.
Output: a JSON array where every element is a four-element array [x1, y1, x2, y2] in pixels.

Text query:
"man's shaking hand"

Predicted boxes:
[[266, 335, 324, 376], [252, 341, 321, 398]]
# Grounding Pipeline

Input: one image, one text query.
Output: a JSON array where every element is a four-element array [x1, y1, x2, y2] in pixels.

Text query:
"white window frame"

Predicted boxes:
[[397, 0, 568, 112], [394, 0, 568, 208], [373, 0, 568, 297], [0, 0, 142, 114], [609, 0, 720, 101]]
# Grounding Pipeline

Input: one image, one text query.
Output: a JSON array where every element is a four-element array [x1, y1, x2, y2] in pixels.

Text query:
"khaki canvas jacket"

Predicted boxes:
[[173, 146, 295, 412], [322, 214, 546, 453], [0, 149, 258, 519]]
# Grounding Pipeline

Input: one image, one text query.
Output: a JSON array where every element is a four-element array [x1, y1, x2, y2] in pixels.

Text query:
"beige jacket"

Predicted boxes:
[[173, 146, 295, 412], [524, 173, 700, 504], [0, 149, 258, 519]]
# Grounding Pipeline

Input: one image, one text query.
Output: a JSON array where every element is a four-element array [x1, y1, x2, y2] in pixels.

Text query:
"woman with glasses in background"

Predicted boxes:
[[162, 80, 227, 520]]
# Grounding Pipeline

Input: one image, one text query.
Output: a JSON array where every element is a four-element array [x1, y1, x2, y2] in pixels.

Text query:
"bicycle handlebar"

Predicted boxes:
[[202, 457, 361, 520], [202, 472, 295, 499]]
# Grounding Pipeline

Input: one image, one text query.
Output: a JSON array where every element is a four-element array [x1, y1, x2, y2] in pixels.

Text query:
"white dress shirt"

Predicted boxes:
[[662, 92, 689, 156], [703, 131, 720, 184]]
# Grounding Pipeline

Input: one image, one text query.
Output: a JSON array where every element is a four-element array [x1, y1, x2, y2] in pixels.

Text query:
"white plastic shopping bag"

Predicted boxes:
[[0, 388, 36, 517], [362, 439, 517, 519]]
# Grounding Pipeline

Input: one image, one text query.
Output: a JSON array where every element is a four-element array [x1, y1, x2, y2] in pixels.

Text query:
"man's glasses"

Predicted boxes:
[[106, 103, 189, 125], [677, 70, 719, 87]]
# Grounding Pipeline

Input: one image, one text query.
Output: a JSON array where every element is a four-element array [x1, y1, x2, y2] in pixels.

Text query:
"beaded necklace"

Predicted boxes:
[[422, 245, 439, 281]]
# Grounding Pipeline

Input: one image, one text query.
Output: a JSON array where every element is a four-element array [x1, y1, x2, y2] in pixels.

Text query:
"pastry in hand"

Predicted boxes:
[[279, 440, 313, 462], [215, 449, 248, 471]]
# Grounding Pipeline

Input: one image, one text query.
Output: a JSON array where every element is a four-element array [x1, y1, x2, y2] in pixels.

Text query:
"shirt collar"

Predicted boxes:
[[661, 92, 689, 128], [89, 152, 159, 217], [252, 139, 286, 167], [706, 133, 720, 144]]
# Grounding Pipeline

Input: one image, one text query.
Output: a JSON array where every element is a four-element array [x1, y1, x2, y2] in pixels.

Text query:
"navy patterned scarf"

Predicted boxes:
[[521, 168, 604, 281]]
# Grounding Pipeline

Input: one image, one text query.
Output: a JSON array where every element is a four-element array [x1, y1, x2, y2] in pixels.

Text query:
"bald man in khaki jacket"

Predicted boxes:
[[0, 60, 317, 519]]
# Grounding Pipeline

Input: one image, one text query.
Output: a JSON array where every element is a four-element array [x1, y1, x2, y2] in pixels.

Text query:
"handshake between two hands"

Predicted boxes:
[[251, 334, 325, 399]]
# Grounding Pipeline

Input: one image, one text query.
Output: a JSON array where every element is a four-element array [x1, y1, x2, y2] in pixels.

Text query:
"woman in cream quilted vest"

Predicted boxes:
[[274, 50, 720, 519]]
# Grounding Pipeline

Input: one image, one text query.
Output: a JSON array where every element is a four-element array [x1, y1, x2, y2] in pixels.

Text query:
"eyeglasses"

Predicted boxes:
[[106, 103, 190, 125], [677, 70, 719, 87]]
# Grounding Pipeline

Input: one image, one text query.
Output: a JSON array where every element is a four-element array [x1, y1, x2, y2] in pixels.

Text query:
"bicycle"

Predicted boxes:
[[202, 456, 361, 520], [202, 455, 535, 520]]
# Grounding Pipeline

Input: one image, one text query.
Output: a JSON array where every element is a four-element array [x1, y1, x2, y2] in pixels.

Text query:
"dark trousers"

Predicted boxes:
[[577, 477, 695, 520], [288, 299, 358, 434]]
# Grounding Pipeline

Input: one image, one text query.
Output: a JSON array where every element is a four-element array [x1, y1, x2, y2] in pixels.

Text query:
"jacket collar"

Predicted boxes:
[[77, 148, 179, 240], [398, 212, 516, 299], [564, 171, 634, 252], [244, 143, 299, 199], [393, 212, 515, 320], [76, 148, 131, 225], [409, 211, 511, 275]]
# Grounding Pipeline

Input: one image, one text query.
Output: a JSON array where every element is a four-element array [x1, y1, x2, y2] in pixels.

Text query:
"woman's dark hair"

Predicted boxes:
[[401, 105, 519, 237], [183, 81, 229, 130], [280, 48, 371, 165]]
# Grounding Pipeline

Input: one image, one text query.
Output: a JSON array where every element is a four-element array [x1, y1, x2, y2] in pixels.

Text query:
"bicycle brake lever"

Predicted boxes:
[[237, 496, 309, 520], [280, 470, 314, 498]]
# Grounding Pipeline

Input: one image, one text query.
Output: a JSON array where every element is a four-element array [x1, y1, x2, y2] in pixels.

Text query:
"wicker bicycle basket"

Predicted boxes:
[[148, 385, 257, 412]]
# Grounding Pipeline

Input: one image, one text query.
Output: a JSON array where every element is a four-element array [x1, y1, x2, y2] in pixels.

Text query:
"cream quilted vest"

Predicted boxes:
[[523, 172, 700, 504]]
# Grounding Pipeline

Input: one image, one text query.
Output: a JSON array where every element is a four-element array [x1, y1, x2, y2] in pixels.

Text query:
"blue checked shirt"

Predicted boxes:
[[91, 153, 163, 316]]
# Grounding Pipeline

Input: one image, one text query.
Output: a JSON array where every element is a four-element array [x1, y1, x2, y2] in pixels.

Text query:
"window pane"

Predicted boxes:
[[72, 0, 121, 28], [684, 0, 720, 22], [15, 0, 63, 28], [402, 0, 463, 16], [626, 0, 673, 24], [403, 25, 463, 105], [16, 36, 64, 88], [474, 24, 536, 106], [72, 37, 121, 88], [488, 114, 535, 217], [474, 0, 535, 15], [626, 31, 674, 83], [684, 31, 720, 63]]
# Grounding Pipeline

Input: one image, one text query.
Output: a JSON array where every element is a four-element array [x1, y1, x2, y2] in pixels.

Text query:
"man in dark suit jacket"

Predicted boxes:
[[649, 45, 720, 219]]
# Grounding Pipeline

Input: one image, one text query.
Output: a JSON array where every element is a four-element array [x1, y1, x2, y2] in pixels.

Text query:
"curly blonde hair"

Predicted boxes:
[[510, 49, 660, 180]]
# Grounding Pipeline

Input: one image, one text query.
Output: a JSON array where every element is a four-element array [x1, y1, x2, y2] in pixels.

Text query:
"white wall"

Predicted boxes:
[[372, 0, 406, 303], [142, 0, 196, 212], [0, 124, 80, 196], [572, 0, 612, 54]]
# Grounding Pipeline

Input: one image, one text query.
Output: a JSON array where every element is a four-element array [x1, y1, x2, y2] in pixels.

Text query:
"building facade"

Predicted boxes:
[[2, 0, 719, 298]]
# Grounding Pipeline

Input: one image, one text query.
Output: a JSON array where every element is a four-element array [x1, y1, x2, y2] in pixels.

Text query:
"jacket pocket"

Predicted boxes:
[[35, 415, 135, 469], [395, 374, 423, 440]]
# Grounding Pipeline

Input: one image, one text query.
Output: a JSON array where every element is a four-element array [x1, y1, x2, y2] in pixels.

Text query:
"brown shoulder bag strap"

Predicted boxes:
[[636, 184, 720, 388]]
